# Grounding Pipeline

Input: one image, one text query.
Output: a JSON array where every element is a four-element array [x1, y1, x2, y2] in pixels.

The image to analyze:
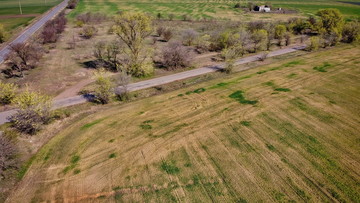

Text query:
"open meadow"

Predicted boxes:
[[7, 44, 360, 202], [68, 0, 360, 20]]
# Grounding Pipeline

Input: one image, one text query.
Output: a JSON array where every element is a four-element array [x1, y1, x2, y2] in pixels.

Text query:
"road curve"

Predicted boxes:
[[0, 0, 69, 64], [0, 45, 306, 125]]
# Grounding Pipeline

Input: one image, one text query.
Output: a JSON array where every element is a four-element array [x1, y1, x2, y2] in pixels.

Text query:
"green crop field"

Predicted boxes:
[[68, 0, 360, 20], [0, 0, 62, 32], [7, 44, 360, 202]]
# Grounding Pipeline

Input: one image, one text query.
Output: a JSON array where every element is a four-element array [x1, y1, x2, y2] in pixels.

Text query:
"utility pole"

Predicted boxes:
[[18, 0, 23, 15]]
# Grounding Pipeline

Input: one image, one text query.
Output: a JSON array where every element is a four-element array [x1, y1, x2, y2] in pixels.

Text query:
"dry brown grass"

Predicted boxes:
[[6, 44, 360, 202]]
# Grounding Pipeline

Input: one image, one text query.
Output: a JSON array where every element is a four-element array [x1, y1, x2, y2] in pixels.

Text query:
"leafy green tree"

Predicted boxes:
[[252, 29, 268, 52], [316, 9, 344, 35], [0, 82, 17, 105], [112, 12, 153, 77], [275, 24, 287, 46]]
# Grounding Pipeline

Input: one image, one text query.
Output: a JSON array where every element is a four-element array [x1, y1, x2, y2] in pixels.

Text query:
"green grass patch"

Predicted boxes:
[[240, 121, 251, 126], [140, 120, 154, 130], [109, 153, 116, 159], [229, 91, 258, 105], [287, 73, 297, 78], [74, 169, 81, 174], [81, 118, 105, 130], [160, 160, 180, 175], [185, 87, 206, 95], [274, 88, 291, 92], [17, 155, 35, 180], [313, 62, 332, 72]]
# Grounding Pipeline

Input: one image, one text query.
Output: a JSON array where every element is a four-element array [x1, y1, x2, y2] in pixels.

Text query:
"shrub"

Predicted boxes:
[[234, 3, 241, 8], [67, 0, 78, 9], [156, 26, 165, 37], [257, 52, 269, 61], [168, 13, 175, 21], [308, 36, 320, 51], [161, 41, 191, 70], [9, 90, 52, 134], [163, 29, 173, 42], [114, 72, 131, 101], [80, 26, 97, 39], [0, 82, 17, 105], [195, 34, 210, 53], [182, 29, 199, 46], [342, 21, 360, 43], [93, 69, 113, 104]]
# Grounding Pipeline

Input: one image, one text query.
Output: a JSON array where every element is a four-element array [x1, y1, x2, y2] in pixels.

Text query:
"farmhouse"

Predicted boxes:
[[254, 5, 271, 12]]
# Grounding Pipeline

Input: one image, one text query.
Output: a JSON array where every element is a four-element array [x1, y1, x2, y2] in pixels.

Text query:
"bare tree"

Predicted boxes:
[[93, 41, 123, 71], [161, 41, 191, 70], [0, 134, 18, 179], [4, 42, 43, 78]]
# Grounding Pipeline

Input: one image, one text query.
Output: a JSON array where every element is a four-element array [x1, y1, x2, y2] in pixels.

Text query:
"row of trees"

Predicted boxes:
[[41, 12, 67, 44]]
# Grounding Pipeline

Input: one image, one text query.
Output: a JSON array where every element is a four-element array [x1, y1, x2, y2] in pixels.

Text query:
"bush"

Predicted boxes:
[[114, 72, 131, 101], [80, 26, 97, 39], [9, 90, 52, 134], [161, 41, 191, 70], [195, 34, 211, 53], [163, 29, 173, 42], [168, 13, 175, 21], [257, 52, 269, 61], [67, 0, 78, 9], [234, 3, 241, 8], [93, 69, 113, 104], [342, 21, 360, 43], [0, 82, 17, 105], [182, 29, 199, 46], [156, 26, 165, 37], [308, 36, 320, 51]]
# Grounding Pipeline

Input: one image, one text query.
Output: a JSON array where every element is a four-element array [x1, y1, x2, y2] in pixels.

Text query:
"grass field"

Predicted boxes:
[[7, 44, 360, 202], [68, 0, 360, 20], [0, 0, 62, 33]]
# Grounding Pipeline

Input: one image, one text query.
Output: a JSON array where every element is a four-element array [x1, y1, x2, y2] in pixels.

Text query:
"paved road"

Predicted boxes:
[[0, 45, 306, 124], [0, 0, 69, 64]]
